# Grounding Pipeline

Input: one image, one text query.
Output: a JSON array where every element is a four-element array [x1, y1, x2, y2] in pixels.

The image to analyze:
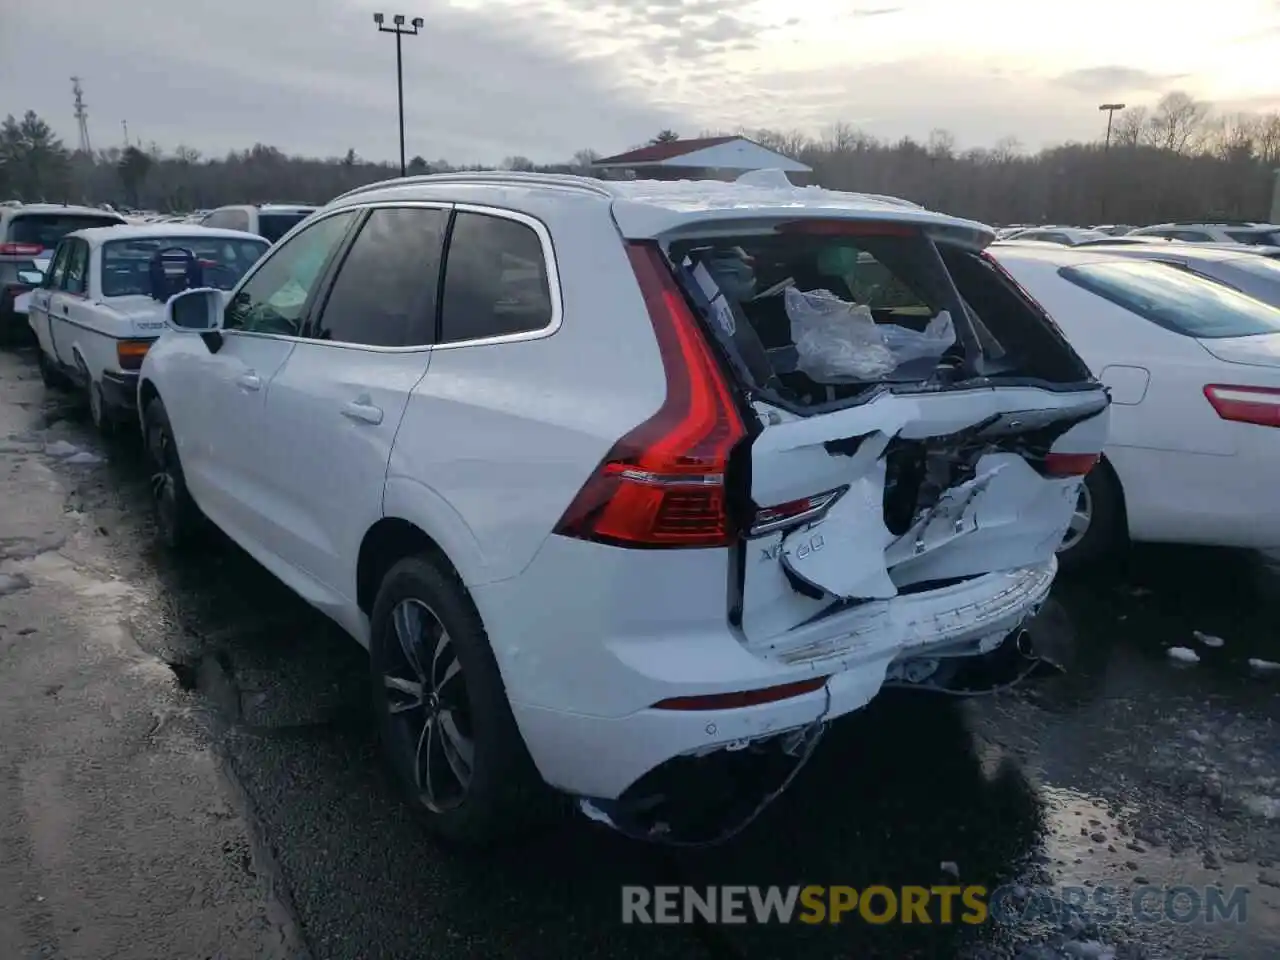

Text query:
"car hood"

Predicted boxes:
[[1197, 332, 1280, 369]]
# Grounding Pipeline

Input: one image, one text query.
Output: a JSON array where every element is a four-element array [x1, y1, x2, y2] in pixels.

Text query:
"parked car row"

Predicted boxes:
[[3, 172, 1116, 847], [996, 220, 1280, 250]]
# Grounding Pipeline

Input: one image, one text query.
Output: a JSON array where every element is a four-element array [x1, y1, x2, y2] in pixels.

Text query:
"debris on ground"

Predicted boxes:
[[1166, 647, 1199, 664], [1248, 658, 1280, 673], [1192, 630, 1225, 648]]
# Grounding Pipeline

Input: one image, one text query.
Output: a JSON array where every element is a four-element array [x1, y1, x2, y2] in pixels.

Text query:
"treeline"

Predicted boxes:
[[2, 91, 1278, 226]]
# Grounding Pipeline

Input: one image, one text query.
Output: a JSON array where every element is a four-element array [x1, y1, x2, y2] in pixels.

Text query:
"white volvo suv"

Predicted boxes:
[[138, 171, 1109, 846]]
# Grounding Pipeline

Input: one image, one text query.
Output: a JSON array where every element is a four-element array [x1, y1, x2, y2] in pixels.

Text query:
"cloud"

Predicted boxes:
[[0, 0, 682, 162], [1054, 66, 1187, 96]]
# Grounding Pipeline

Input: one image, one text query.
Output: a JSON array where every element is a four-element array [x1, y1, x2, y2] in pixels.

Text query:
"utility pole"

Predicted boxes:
[[121, 119, 129, 147], [71, 77, 92, 154], [373, 12, 424, 178], [1098, 103, 1126, 220]]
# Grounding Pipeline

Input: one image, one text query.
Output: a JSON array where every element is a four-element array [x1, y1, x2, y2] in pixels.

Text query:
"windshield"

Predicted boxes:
[[6, 213, 124, 249], [1226, 229, 1280, 246], [101, 235, 269, 297], [258, 212, 312, 243], [1060, 260, 1280, 339]]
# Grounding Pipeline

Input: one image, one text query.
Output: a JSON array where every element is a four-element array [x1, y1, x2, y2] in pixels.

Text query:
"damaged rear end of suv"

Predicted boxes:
[[486, 176, 1109, 846]]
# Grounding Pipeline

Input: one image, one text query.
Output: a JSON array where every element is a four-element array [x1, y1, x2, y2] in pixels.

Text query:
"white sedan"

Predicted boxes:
[[23, 225, 268, 432], [989, 244, 1280, 564]]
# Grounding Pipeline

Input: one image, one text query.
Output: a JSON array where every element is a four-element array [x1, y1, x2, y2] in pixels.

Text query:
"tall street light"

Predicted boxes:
[[1099, 102, 1126, 151], [373, 12, 423, 178], [1098, 103, 1126, 221]]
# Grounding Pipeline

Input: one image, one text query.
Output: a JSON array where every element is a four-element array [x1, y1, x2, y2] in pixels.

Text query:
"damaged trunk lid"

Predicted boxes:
[[653, 210, 1109, 658]]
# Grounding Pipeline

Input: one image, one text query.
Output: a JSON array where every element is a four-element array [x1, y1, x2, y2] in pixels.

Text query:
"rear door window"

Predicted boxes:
[[438, 211, 553, 344], [5, 213, 124, 249], [44, 241, 71, 289], [1060, 260, 1280, 338], [1170, 230, 1213, 242], [258, 212, 312, 243], [61, 239, 90, 295], [311, 206, 447, 347]]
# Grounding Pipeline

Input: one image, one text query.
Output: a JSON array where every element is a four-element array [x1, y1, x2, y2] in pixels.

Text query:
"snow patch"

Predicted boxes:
[[1192, 630, 1225, 648], [1248, 658, 1280, 673], [1166, 646, 1200, 664]]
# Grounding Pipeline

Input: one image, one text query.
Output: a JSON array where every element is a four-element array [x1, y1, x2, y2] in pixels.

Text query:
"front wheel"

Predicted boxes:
[[369, 555, 556, 847], [144, 397, 202, 549]]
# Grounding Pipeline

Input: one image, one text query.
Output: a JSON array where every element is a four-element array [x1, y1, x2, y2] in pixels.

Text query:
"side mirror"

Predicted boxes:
[[165, 287, 224, 333], [16, 269, 44, 286]]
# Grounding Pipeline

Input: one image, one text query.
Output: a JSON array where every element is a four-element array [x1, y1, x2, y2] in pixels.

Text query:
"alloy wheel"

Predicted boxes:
[[383, 598, 474, 813], [148, 422, 179, 539], [1059, 481, 1093, 552]]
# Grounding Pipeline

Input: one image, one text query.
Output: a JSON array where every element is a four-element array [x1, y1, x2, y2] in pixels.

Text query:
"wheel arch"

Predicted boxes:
[[356, 516, 480, 621]]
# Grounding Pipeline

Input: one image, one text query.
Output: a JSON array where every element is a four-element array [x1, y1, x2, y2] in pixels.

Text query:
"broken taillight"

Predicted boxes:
[[749, 486, 847, 537], [1204, 384, 1280, 428], [552, 242, 746, 549]]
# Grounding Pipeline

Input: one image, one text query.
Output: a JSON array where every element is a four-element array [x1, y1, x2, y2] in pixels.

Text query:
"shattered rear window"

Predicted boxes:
[[668, 230, 968, 405]]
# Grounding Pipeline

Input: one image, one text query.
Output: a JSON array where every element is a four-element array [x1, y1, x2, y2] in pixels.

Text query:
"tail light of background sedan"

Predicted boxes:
[[1203, 384, 1280, 428]]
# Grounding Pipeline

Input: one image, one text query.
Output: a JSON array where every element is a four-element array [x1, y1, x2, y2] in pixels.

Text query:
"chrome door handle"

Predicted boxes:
[[236, 372, 262, 391], [341, 400, 383, 425]]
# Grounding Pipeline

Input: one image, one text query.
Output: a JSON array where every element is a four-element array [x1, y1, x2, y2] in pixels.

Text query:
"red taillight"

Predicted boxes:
[[1043, 452, 1100, 477], [776, 219, 918, 237], [652, 676, 828, 711], [552, 242, 746, 549], [0, 242, 43, 256], [1204, 384, 1280, 428]]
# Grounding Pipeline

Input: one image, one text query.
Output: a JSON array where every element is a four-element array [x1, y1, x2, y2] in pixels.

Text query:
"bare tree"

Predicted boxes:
[[1112, 106, 1149, 148], [1149, 91, 1210, 153]]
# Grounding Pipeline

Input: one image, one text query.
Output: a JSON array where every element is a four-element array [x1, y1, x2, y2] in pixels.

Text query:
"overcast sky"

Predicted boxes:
[[2, 0, 1278, 163]]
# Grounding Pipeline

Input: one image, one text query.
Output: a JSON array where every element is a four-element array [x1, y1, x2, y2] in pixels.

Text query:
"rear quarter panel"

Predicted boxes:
[[386, 196, 668, 587]]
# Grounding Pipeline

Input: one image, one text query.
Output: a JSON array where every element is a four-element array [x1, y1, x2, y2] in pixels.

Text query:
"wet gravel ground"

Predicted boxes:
[[4, 344, 1280, 960]]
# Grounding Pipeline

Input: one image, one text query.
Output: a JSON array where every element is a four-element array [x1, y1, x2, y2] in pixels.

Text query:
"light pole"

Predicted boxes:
[[1098, 103, 1125, 220], [1099, 103, 1125, 151], [373, 12, 423, 178]]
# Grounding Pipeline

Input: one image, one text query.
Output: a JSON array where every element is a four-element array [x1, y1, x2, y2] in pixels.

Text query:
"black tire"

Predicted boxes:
[[36, 349, 69, 389], [369, 555, 557, 847], [88, 380, 116, 437], [143, 397, 202, 549], [1056, 459, 1125, 571]]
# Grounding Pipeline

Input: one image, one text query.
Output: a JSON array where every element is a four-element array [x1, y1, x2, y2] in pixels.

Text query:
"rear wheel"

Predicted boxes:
[[144, 397, 201, 549], [36, 349, 69, 389], [369, 555, 555, 847], [1056, 461, 1124, 570], [88, 380, 115, 436]]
